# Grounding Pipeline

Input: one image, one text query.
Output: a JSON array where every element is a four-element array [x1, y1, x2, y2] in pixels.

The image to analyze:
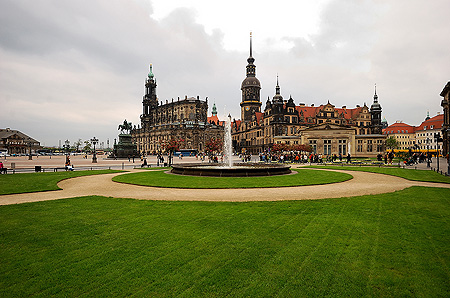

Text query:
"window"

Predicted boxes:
[[309, 140, 317, 154], [367, 140, 373, 152], [324, 140, 332, 155], [357, 140, 363, 152], [338, 140, 347, 155]]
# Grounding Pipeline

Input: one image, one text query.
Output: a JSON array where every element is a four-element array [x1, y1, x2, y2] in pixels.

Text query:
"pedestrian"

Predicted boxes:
[[346, 153, 351, 163]]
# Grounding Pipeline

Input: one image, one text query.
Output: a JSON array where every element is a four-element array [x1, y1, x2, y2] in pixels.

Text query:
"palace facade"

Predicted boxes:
[[131, 65, 223, 155], [232, 35, 386, 157]]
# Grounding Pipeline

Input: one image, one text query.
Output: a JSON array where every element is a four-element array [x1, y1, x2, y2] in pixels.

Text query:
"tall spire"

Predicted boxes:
[[373, 83, 378, 102], [273, 74, 283, 103], [275, 74, 280, 96], [247, 32, 255, 66], [212, 103, 217, 116], [249, 32, 253, 57]]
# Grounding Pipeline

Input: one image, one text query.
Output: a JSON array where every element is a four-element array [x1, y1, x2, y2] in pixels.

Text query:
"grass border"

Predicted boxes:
[[112, 168, 353, 189], [307, 165, 450, 184]]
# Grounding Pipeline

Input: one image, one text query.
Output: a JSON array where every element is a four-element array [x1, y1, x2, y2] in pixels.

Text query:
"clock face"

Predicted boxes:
[[245, 107, 250, 111]]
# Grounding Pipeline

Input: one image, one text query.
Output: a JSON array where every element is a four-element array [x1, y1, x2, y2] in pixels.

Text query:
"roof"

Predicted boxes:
[[415, 114, 443, 132], [382, 114, 444, 135], [233, 120, 242, 131], [440, 81, 450, 97], [255, 112, 264, 125], [207, 115, 220, 125], [0, 128, 39, 142], [294, 105, 365, 121], [383, 122, 416, 134]]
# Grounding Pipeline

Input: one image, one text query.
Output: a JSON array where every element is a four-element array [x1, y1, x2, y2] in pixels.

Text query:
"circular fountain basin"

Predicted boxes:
[[171, 163, 291, 177]]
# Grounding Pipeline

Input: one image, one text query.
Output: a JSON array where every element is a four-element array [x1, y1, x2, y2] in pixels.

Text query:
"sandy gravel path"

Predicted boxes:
[[1, 169, 450, 205]]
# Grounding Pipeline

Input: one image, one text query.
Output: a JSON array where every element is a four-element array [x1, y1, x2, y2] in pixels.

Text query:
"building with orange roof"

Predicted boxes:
[[382, 113, 444, 153], [232, 35, 385, 157]]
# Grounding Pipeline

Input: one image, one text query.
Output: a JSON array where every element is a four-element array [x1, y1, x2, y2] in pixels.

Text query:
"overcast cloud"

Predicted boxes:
[[0, 0, 449, 147]]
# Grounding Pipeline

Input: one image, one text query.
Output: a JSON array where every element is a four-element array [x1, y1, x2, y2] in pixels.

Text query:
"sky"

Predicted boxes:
[[1, 0, 449, 147]]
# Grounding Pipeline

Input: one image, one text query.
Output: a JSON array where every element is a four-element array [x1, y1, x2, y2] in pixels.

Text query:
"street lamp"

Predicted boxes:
[[426, 138, 430, 168], [91, 137, 98, 163], [27, 138, 33, 160], [434, 132, 443, 173], [63, 139, 70, 156]]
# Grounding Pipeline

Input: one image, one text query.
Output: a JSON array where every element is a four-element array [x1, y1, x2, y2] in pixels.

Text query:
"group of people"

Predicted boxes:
[[254, 152, 353, 164]]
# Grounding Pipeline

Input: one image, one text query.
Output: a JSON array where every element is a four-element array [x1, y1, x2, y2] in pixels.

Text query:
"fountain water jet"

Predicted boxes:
[[223, 114, 233, 167]]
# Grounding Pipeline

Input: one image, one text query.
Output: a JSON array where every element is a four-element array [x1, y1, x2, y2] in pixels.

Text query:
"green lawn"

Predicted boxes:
[[112, 168, 353, 188], [308, 165, 450, 184], [1, 187, 449, 297], [0, 170, 123, 195]]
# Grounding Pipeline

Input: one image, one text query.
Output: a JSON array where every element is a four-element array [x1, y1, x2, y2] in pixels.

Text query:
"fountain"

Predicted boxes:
[[171, 115, 291, 177]]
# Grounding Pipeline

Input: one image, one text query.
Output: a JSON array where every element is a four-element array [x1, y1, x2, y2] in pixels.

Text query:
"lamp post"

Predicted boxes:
[[27, 138, 33, 160], [426, 138, 430, 168], [63, 139, 70, 156], [91, 137, 98, 163]]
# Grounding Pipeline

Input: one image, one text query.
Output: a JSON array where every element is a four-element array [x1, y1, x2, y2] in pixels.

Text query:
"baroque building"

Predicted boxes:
[[131, 65, 223, 155], [231, 35, 386, 157]]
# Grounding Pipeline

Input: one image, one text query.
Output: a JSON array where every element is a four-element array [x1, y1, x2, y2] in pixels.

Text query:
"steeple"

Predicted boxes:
[[143, 63, 158, 115], [240, 32, 261, 122], [373, 83, 378, 102], [272, 75, 283, 103], [212, 103, 217, 116], [370, 84, 382, 134], [246, 32, 256, 77]]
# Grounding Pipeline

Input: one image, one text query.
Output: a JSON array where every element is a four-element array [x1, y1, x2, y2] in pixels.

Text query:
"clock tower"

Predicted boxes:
[[240, 32, 261, 122]]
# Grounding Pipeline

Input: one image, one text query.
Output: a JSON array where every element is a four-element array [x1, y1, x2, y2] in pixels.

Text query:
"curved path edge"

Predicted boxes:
[[1, 169, 449, 205]]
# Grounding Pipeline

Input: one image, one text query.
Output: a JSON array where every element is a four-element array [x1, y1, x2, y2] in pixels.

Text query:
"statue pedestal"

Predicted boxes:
[[113, 134, 137, 158]]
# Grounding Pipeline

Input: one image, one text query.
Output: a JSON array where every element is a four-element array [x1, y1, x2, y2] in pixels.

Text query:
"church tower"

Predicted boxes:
[[240, 32, 261, 122], [142, 64, 158, 116], [370, 84, 383, 134]]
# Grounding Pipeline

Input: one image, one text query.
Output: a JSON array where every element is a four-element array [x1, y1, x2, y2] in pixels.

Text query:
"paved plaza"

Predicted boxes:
[[1, 154, 450, 206]]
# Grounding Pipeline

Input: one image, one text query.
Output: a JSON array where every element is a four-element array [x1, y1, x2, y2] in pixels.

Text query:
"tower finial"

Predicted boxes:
[[148, 63, 154, 79], [249, 31, 253, 57]]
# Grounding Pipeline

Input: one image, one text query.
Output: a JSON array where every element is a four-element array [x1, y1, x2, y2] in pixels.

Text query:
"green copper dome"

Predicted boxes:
[[148, 64, 154, 79]]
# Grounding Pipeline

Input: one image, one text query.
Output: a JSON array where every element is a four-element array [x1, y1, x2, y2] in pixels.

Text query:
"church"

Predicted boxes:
[[131, 65, 224, 155], [232, 34, 386, 157]]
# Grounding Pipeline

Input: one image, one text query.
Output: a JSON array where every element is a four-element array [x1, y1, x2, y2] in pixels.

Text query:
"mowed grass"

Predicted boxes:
[[0, 170, 123, 195], [1, 187, 450, 297], [308, 165, 450, 184], [113, 168, 352, 188]]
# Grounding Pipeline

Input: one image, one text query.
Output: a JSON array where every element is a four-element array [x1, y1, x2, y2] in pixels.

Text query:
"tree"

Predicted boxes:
[[161, 138, 184, 154], [271, 143, 288, 152], [292, 144, 312, 153], [385, 136, 399, 150], [205, 138, 223, 154], [73, 139, 82, 152], [83, 140, 92, 152]]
